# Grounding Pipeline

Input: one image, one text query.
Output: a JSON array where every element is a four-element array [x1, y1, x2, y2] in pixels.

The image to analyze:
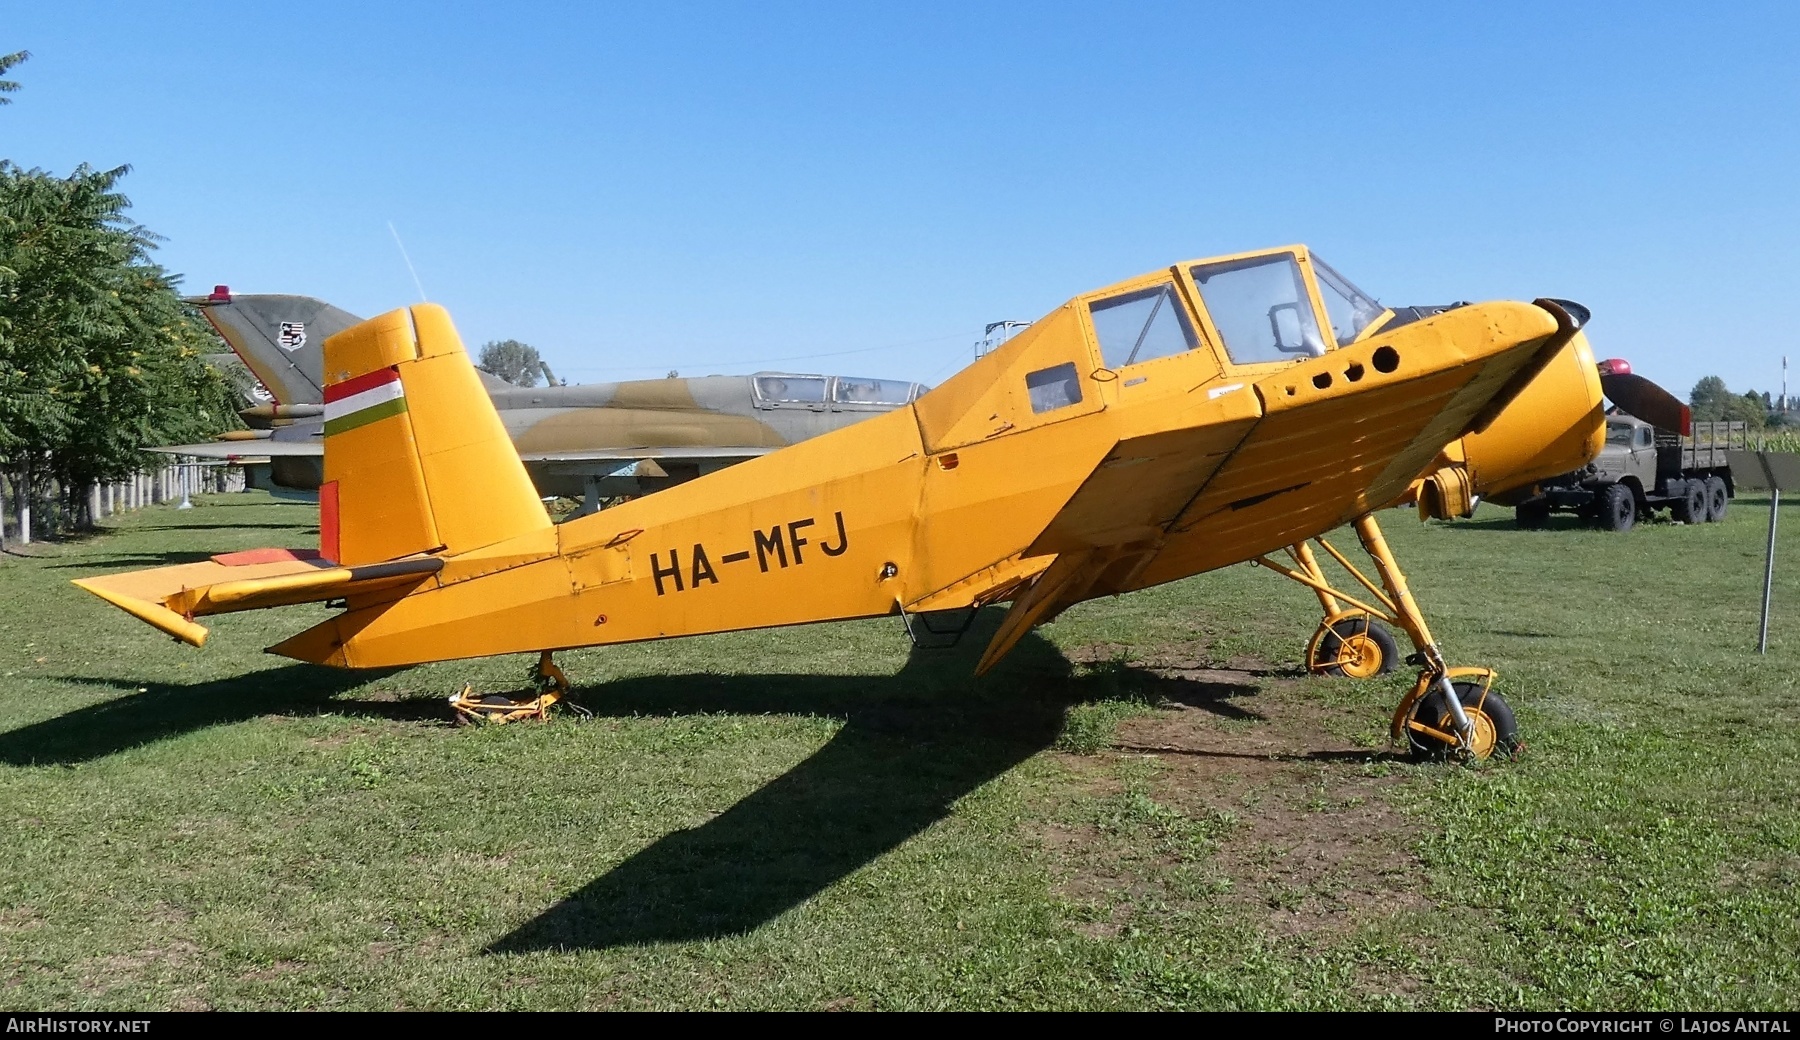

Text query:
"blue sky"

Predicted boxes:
[[6, 2, 1798, 396]]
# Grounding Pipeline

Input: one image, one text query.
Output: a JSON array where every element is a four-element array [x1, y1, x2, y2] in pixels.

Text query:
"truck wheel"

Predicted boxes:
[[1408, 681, 1521, 761], [1311, 616, 1400, 678], [1595, 483, 1635, 532], [1672, 481, 1706, 524], [1515, 498, 1551, 529], [1705, 476, 1729, 522]]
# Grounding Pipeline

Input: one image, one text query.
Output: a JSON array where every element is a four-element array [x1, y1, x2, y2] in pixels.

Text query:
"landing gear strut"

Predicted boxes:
[[449, 650, 569, 725], [1254, 514, 1521, 761]]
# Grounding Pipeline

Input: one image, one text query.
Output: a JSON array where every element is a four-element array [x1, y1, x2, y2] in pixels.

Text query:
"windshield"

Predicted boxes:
[[1605, 421, 1635, 446], [1312, 256, 1385, 346]]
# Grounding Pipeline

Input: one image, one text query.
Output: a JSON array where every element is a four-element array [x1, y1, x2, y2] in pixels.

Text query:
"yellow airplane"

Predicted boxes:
[[75, 245, 1607, 760]]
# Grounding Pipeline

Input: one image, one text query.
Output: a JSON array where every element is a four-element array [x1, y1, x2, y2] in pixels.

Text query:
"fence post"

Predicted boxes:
[[16, 469, 31, 546]]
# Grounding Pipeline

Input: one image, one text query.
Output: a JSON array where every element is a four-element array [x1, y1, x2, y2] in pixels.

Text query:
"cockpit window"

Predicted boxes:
[[833, 377, 915, 406], [1088, 283, 1198, 368], [1190, 253, 1327, 364], [754, 374, 828, 404], [1313, 256, 1385, 346]]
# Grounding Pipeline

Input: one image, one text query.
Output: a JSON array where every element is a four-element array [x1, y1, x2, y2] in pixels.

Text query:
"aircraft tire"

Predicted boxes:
[[1595, 483, 1636, 533], [1408, 681, 1521, 762], [1312, 617, 1399, 678], [1705, 475, 1729, 522]]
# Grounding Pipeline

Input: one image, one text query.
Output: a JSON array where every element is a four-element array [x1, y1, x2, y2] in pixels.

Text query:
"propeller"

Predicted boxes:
[[1597, 358, 1691, 437]]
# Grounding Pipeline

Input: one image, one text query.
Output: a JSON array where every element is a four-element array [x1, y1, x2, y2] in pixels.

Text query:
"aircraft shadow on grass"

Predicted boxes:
[[486, 610, 1262, 954], [43, 551, 222, 570], [0, 665, 417, 766], [2, 609, 1264, 953]]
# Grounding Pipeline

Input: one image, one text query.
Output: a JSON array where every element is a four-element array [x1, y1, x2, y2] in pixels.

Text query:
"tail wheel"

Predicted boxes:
[[1310, 616, 1400, 678], [1595, 483, 1636, 533], [1705, 475, 1729, 522], [1408, 680, 1521, 761]]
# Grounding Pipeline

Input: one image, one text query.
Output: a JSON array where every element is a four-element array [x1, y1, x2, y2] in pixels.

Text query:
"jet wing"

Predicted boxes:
[[73, 549, 443, 647], [148, 440, 319, 458], [517, 446, 776, 463], [975, 300, 1580, 673]]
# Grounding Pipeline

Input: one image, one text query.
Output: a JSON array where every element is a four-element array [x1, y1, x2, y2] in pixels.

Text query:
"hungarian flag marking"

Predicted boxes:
[[323, 367, 407, 436]]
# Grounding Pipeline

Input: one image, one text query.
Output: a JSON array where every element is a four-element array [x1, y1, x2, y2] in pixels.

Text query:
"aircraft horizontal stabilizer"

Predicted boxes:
[[72, 550, 442, 647]]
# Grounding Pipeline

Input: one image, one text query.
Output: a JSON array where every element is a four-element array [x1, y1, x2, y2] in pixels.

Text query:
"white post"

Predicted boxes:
[[16, 471, 30, 546], [178, 460, 193, 510], [1760, 488, 1781, 655]]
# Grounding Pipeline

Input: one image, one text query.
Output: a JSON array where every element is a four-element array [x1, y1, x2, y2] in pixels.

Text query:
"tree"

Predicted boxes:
[[477, 339, 541, 387], [1687, 375, 1770, 428], [0, 50, 26, 105], [1690, 376, 1733, 421], [0, 162, 237, 530]]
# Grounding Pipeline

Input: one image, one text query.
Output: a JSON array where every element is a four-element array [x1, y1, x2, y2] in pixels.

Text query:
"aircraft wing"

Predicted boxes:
[[148, 440, 319, 458], [975, 301, 1582, 672], [518, 446, 776, 463]]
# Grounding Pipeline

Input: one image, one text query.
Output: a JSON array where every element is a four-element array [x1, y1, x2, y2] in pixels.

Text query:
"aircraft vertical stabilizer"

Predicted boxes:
[[320, 305, 551, 566]]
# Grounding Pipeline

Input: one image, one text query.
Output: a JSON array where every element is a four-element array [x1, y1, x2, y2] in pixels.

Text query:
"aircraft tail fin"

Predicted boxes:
[[321, 305, 551, 566], [190, 291, 364, 406]]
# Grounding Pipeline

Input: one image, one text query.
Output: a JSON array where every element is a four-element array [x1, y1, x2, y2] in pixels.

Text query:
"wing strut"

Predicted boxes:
[[973, 550, 1099, 675]]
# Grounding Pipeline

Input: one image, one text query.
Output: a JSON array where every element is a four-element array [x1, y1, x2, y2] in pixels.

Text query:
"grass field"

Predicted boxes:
[[1, 490, 1797, 1010]]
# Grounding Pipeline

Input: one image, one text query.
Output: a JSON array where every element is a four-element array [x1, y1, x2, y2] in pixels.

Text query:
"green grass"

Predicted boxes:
[[1, 491, 1797, 1009]]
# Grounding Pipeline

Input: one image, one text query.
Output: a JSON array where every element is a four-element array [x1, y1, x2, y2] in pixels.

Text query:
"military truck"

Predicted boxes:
[[1513, 419, 1745, 531]]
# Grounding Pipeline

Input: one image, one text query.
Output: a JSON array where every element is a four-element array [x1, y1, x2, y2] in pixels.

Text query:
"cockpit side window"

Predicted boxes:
[[1088, 283, 1198, 369], [1025, 362, 1083, 414], [1312, 256, 1385, 346], [1189, 253, 1327, 364]]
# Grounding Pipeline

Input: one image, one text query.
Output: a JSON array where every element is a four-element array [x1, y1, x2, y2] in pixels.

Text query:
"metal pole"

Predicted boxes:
[[1760, 488, 1780, 654], [177, 460, 193, 510]]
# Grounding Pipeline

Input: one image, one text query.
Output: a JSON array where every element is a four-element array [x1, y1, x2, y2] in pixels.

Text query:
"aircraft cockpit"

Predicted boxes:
[[1077, 246, 1391, 382], [752, 373, 928, 412]]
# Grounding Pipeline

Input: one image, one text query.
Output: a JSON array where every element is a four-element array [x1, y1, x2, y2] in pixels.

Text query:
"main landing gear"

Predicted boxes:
[[1253, 514, 1521, 761], [449, 650, 569, 725]]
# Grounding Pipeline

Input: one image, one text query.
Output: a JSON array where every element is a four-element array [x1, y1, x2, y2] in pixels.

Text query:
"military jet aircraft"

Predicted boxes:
[[167, 288, 927, 508], [80, 245, 1608, 760]]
